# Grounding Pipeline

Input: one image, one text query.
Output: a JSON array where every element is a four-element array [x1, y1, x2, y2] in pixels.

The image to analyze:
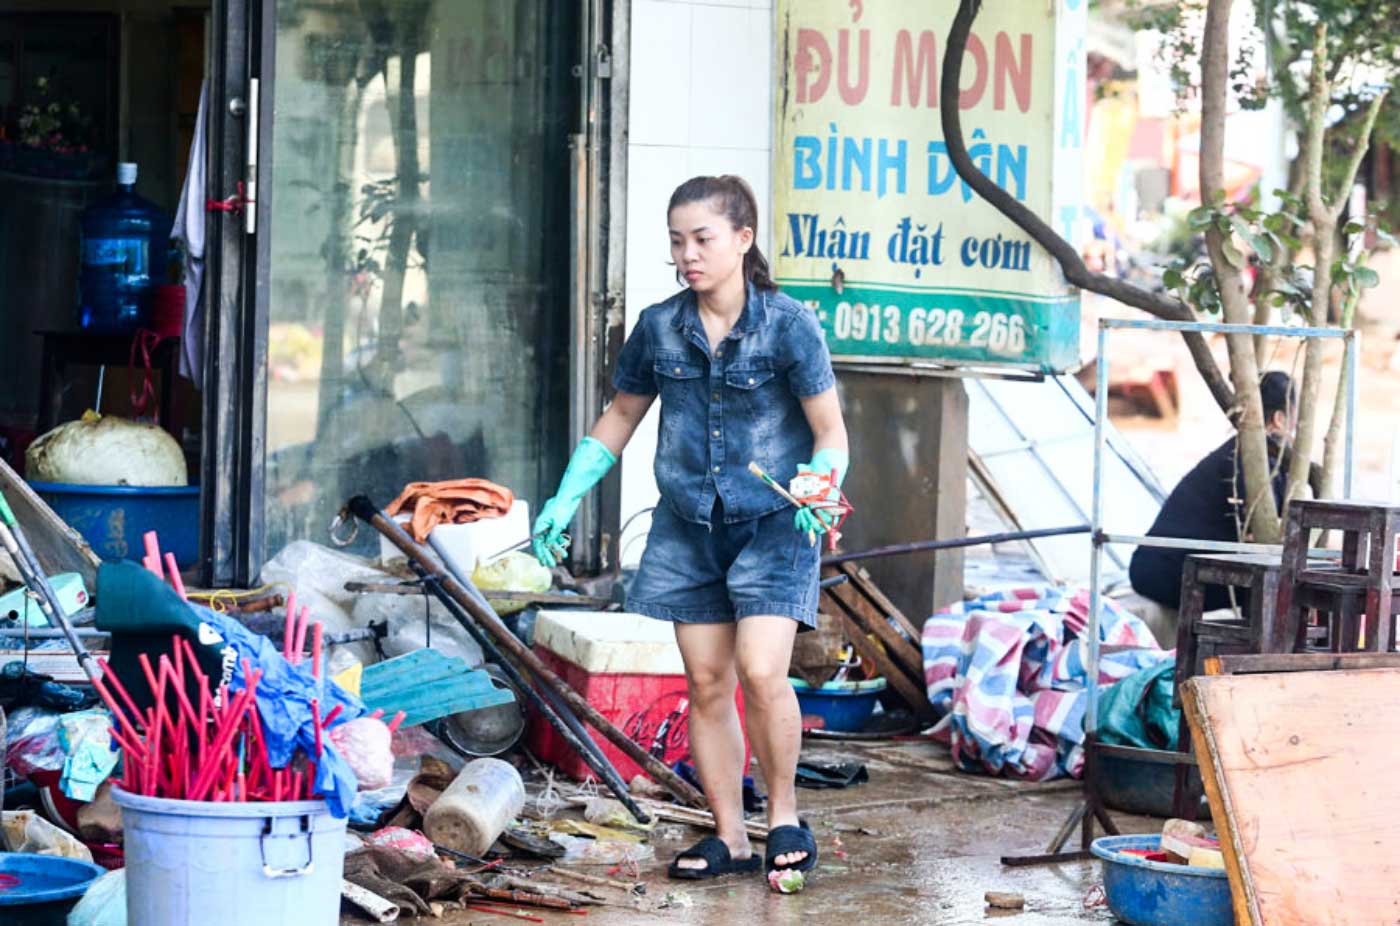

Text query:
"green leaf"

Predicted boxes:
[[1263, 213, 1287, 233], [1355, 266, 1381, 289], [1221, 240, 1248, 269], [1231, 215, 1273, 261], [1343, 221, 1366, 236], [1188, 208, 1215, 230], [1163, 268, 1185, 290]]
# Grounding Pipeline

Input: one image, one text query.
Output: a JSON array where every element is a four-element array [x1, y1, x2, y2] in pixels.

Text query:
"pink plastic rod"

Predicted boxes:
[[292, 606, 310, 665], [283, 591, 297, 660], [311, 622, 323, 679], [164, 553, 187, 599], [143, 533, 164, 579], [386, 711, 406, 734]]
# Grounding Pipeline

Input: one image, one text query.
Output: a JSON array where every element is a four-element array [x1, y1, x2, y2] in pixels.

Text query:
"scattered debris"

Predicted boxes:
[[985, 890, 1026, 910], [657, 889, 695, 909], [767, 868, 806, 894], [340, 878, 402, 923], [548, 864, 646, 894]]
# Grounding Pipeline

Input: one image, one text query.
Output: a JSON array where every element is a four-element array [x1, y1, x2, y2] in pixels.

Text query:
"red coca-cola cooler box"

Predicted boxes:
[[527, 611, 749, 782]]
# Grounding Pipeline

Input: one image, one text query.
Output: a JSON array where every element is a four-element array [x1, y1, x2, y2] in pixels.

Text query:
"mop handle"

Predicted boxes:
[[0, 490, 101, 686]]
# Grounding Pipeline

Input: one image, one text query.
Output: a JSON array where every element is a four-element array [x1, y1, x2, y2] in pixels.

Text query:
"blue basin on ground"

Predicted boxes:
[[0, 851, 106, 926], [790, 677, 888, 732], [1090, 834, 1233, 926]]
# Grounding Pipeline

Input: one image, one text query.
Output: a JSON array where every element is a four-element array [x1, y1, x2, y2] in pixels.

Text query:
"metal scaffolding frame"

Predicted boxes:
[[1008, 316, 1359, 866]]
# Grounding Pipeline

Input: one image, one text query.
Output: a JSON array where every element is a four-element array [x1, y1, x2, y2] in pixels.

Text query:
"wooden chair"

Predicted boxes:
[[1276, 500, 1400, 652]]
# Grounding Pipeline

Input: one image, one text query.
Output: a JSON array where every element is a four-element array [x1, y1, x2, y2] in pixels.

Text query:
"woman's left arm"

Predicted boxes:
[[800, 388, 848, 457]]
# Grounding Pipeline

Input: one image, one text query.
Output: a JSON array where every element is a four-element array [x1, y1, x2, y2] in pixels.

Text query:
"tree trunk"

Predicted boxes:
[[1200, 0, 1281, 542], [1288, 25, 1335, 506], [1320, 275, 1361, 498]]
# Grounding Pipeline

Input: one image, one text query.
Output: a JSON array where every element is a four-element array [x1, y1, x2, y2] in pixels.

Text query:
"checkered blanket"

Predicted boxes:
[[921, 587, 1165, 780]]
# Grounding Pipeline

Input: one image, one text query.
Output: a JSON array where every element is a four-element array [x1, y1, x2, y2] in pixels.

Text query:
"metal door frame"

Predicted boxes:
[[199, 0, 273, 587]]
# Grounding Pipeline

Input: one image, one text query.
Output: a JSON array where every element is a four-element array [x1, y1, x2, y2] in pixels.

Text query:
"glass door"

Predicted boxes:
[[258, 0, 579, 558]]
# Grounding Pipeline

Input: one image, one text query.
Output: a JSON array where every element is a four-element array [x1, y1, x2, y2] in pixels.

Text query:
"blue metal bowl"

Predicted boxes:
[[790, 677, 888, 732], [1090, 834, 1234, 926], [28, 480, 200, 567], [0, 852, 106, 925]]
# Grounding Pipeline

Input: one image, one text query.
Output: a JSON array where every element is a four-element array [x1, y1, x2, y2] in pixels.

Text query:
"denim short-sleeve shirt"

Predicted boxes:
[[612, 283, 837, 526]]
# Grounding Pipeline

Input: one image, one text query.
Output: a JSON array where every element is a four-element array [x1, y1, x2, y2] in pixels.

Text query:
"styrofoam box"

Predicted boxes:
[[379, 499, 530, 572], [532, 610, 686, 675]]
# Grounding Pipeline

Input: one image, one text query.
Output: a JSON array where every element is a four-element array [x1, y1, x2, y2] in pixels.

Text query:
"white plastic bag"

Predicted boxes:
[[259, 540, 386, 671], [67, 868, 125, 926]]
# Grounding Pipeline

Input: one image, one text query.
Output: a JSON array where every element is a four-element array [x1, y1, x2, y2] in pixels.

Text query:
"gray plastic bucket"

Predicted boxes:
[[112, 786, 347, 925]]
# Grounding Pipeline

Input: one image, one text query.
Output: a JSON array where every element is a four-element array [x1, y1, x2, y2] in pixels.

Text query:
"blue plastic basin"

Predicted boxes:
[[0, 852, 106, 925], [790, 677, 887, 732], [1091, 834, 1234, 926], [28, 480, 199, 568]]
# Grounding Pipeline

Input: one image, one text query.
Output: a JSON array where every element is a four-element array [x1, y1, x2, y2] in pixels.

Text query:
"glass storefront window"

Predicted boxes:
[[264, 0, 577, 557]]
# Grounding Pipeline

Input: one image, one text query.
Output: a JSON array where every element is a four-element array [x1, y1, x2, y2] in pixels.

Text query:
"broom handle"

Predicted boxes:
[[345, 495, 707, 809]]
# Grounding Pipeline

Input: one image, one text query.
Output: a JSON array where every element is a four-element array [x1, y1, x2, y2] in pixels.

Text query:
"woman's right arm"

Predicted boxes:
[[590, 391, 656, 457]]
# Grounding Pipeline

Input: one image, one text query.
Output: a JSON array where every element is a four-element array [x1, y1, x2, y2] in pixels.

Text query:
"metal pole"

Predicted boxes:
[[1085, 324, 1109, 739], [821, 525, 1091, 566]]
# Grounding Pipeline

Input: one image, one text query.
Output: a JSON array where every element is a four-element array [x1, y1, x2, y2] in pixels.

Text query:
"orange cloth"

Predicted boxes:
[[385, 478, 515, 543]]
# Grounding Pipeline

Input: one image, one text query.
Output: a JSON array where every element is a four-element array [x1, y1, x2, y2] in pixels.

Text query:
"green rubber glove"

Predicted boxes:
[[794, 447, 849, 536], [532, 437, 618, 567]]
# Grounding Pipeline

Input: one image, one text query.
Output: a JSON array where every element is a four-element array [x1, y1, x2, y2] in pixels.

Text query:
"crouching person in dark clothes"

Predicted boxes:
[[1129, 371, 1318, 612]]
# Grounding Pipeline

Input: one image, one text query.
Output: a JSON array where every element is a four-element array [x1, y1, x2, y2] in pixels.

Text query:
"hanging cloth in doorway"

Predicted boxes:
[[172, 80, 209, 388]]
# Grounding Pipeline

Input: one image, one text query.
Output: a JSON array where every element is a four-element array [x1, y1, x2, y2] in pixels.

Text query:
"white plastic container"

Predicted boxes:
[[112, 788, 346, 926], [422, 758, 525, 856], [378, 499, 530, 571]]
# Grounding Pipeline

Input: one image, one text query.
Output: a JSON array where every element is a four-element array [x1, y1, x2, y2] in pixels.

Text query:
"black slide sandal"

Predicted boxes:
[[667, 836, 761, 880], [765, 819, 818, 875]]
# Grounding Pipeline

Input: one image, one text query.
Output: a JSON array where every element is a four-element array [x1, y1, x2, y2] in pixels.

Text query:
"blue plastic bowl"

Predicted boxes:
[[789, 677, 887, 732], [28, 480, 200, 568], [0, 852, 106, 925], [1090, 834, 1234, 926]]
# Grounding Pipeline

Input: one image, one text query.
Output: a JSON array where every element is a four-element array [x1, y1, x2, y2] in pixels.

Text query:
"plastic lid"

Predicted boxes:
[[116, 162, 138, 185]]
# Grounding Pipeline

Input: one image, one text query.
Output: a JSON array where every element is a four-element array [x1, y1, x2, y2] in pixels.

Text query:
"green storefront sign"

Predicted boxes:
[[773, 1, 1087, 373], [785, 282, 1080, 372]]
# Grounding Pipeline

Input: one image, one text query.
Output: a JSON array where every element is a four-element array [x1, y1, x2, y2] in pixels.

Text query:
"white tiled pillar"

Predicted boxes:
[[619, 0, 774, 566]]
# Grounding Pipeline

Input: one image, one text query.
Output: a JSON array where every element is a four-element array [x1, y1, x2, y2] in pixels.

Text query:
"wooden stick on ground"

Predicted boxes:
[[547, 866, 643, 893]]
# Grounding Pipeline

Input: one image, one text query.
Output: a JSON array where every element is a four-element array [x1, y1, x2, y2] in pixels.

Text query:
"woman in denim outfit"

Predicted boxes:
[[533, 175, 848, 888]]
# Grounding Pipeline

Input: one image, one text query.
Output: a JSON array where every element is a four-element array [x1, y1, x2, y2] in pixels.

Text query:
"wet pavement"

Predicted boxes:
[[345, 739, 1160, 925]]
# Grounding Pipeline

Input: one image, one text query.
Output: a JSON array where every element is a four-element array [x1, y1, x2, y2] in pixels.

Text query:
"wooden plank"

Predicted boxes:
[[344, 580, 614, 609], [0, 457, 102, 588], [1182, 677, 1256, 926], [1209, 652, 1400, 676], [835, 562, 921, 642], [1183, 669, 1400, 926], [830, 607, 935, 722], [821, 570, 924, 681]]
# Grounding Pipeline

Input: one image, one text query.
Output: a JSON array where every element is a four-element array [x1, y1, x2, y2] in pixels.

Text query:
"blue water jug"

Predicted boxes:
[[78, 162, 173, 332]]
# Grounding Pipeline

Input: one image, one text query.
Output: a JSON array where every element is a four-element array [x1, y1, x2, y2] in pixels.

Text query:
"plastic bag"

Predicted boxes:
[[471, 552, 550, 617], [58, 710, 120, 802], [367, 825, 437, 862], [259, 540, 387, 670], [2, 809, 93, 860], [66, 868, 125, 926], [329, 717, 393, 790], [583, 797, 653, 832], [4, 706, 64, 776], [352, 591, 483, 668], [547, 832, 655, 865]]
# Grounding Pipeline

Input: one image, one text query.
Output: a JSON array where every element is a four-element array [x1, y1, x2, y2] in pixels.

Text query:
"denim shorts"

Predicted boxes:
[[627, 499, 821, 629]]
